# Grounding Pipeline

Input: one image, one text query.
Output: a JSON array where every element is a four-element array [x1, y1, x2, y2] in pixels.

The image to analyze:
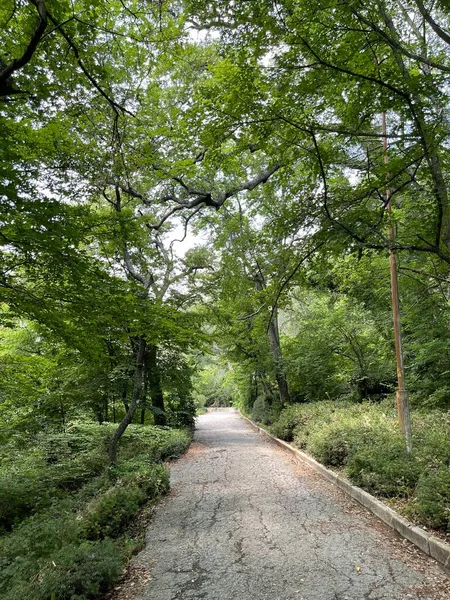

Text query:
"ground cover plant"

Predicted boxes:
[[0, 424, 192, 600], [268, 400, 450, 536]]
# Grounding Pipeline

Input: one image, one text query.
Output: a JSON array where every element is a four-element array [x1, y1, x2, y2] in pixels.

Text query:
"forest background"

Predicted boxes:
[[1, 1, 450, 599]]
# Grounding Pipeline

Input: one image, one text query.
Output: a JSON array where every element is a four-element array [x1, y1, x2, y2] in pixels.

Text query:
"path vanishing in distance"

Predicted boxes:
[[111, 409, 450, 600]]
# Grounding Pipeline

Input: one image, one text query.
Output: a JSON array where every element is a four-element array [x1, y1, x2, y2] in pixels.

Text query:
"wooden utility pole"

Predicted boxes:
[[382, 112, 413, 453]]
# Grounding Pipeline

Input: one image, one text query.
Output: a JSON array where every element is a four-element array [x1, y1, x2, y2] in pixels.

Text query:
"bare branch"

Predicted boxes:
[[148, 163, 282, 230]]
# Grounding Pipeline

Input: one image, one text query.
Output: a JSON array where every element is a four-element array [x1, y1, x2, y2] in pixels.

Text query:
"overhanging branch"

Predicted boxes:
[[147, 163, 282, 230], [0, 0, 48, 95]]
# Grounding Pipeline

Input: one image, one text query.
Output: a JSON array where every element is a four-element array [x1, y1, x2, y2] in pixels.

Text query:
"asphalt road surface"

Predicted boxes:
[[119, 409, 449, 600]]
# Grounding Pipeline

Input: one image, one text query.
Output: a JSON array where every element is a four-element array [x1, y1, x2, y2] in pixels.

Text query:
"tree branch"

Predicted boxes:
[[0, 0, 47, 95], [399, 266, 450, 283], [413, 0, 450, 46], [147, 163, 282, 230], [353, 8, 450, 73], [266, 243, 324, 332], [46, 9, 134, 117]]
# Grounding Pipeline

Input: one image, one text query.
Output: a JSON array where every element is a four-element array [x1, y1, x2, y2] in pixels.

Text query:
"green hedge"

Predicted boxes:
[[410, 466, 450, 532]]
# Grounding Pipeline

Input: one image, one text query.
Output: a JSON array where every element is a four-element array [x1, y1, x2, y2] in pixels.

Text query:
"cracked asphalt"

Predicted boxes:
[[125, 409, 449, 600]]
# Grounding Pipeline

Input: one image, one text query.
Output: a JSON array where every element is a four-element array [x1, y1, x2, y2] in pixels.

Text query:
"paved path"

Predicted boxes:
[[124, 409, 449, 600]]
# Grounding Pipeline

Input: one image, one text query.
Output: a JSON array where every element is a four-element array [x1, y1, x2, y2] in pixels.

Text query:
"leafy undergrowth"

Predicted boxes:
[[0, 424, 192, 600], [269, 399, 450, 537]]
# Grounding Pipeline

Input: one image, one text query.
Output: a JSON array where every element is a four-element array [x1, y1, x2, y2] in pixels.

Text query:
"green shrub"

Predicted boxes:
[[82, 485, 146, 540], [0, 503, 81, 596], [156, 429, 192, 460], [0, 462, 170, 598], [116, 425, 192, 462], [412, 414, 450, 469], [82, 463, 170, 540], [0, 424, 190, 531], [308, 423, 364, 467], [0, 473, 50, 531], [346, 437, 421, 497], [118, 462, 170, 497], [0, 429, 109, 530], [270, 404, 307, 442], [5, 540, 123, 600], [271, 400, 366, 449], [0, 453, 106, 531], [306, 415, 393, 467], [410, 466, 450, 531], [252, 395, 271, 425], [0, 422, 192, 600], [44, 453, 107, 492]]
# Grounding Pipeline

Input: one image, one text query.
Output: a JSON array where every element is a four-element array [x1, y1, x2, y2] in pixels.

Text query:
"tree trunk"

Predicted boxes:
[[108, 337, 146, 466], [267, 307, 290, 405], [140, 362, 149, 425], [122, 380, 129, 413], [257, 370, 275, 402], [147, 344, 167, 426], [253, 272, 290, 405]]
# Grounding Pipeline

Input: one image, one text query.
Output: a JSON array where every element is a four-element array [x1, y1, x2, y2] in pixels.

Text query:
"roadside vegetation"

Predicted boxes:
[[269, 400, 450, 536], [0, 424, 192, 600]]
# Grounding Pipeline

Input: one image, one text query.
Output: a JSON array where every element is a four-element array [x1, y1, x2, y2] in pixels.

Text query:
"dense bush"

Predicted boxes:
[[346, 437, 421, 497], [251, 395, 271, 425], [165, 394, 197, 429], [0, 424, 190, 532], [0, 472, 50, 531], [307, 421, 376, 467], [0, 423, 191, 600], [82, 485, 147, 540], [4, 540, 123, 600], [411, 467, 450, 531], [82, 465, 169, 540], [269, 400, 450, 533], [270, 404, 306, 442], [118, 462, 170, 496], [114, 425, 192, 462]]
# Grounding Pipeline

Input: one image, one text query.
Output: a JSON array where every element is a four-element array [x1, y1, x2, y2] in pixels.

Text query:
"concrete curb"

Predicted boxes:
[[240, 414, 450, 570]]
